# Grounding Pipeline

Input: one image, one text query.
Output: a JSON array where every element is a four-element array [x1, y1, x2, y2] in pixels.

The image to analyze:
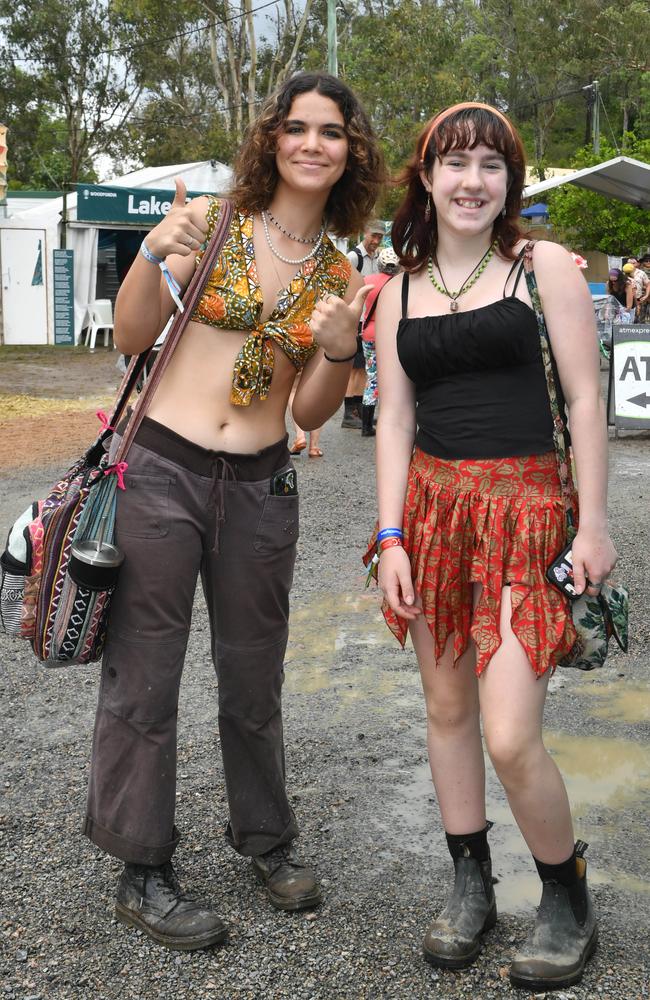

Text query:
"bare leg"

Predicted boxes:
[[409, 615, 486, 834], [308, 427, 322, 457], [479, 586, 574, 864]]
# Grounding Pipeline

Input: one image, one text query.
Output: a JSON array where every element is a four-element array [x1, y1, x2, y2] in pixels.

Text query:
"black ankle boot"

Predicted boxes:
[[361, 404, 376, 437], [341, 397, 362, 429], [115, 861, 227, 951], [510, 841, 598, 990], [423, 825, 497, 969]]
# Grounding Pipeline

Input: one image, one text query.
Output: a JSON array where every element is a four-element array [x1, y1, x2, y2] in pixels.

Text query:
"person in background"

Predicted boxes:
[[606, 267, 635, 311], [359, 247, 401, 437], [84, 70, 382, 952], [370, 101, 616, 991], [288, 375, 324, 457], [624, 257, 649, 323], [341, 221, 385, 428]]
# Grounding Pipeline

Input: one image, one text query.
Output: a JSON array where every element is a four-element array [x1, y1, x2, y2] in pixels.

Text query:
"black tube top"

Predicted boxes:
[[397, 296, 565, 460]]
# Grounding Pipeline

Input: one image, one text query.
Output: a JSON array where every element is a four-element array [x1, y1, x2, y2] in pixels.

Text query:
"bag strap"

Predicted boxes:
[[521, 240, 577, 540], [113, 199, 234, 463]]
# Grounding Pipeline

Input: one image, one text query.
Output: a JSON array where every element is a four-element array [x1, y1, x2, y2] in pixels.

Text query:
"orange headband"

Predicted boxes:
[[419, 102, 517, 162]]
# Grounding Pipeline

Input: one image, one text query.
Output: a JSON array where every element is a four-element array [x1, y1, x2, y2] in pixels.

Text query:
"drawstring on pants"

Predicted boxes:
[[209, 456, 236, 553]]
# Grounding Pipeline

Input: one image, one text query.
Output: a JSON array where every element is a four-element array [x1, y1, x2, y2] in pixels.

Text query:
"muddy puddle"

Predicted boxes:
[[284, 591, 650, 910]]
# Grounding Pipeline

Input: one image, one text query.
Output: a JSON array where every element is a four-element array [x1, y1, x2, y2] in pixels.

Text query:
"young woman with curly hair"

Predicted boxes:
[[368, 103, 616, 990], [83, 71, 384, 951]]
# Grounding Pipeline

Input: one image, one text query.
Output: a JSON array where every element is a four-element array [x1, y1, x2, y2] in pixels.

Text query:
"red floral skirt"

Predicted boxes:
[[365, 449, 578, 677]]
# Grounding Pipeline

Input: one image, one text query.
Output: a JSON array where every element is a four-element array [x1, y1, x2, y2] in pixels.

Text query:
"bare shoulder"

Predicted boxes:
[[530, 239, 575, 273], [377, 271, 404, 310]]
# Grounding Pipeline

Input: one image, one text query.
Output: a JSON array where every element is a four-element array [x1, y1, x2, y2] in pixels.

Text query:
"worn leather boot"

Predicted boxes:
[[251, 843, 322, 911], [341, 397, 362, 429], [423, 847, 497, 968], [361, 404, 376, 437], [115, 861, 227, 951], [510, 843, 598, 990]]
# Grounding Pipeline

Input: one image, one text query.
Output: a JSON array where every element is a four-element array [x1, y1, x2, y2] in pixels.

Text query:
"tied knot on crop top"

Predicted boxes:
[[396, 250, 567, 460], [192, 197, 352, 406]]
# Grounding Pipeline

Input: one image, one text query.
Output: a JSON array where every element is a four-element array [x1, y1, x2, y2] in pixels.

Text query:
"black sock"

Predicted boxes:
[[534, 847, 578, 887], [446, 822, 492, 863]]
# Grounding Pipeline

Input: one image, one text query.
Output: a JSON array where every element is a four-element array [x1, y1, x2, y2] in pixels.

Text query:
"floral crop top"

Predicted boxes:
[[192, 197, 352, 406]]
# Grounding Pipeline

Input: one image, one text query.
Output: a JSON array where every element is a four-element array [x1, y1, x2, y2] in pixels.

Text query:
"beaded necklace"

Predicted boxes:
[[266, 209, 322, 245], [261, 211, 325, 266], [428, 241, 497, 311]]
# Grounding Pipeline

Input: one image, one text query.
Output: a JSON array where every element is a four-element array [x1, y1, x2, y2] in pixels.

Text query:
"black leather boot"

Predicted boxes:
[[510, 842, 598, 990], [251, 842, 322, 911], [361, 404, 376, 437], [423, 843, 497, 968], [341, 397, 362, 429], [115, 861, 227, 951]]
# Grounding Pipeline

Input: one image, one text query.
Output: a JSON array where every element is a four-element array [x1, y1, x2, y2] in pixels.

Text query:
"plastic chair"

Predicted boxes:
[[85, 299, 114, 349]]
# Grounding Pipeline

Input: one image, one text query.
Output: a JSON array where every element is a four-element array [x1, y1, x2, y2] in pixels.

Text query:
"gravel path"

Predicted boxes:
[[1, 351, 649, 1000]]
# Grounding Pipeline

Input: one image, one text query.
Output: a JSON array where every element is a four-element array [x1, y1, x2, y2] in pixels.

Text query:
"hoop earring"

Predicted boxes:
[[424, 193, 432, 223]]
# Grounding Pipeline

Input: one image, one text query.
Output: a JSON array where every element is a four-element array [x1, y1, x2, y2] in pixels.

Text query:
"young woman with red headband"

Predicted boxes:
[[369, 103, 617, 990]]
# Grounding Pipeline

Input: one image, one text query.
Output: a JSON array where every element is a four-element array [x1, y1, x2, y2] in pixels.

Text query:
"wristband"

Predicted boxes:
[[377, 527, 403, 543], [140, 239, 164, 265], [140, 239, 184, 313], [324, 350, 357, 363], [379, 536, 403, 552]]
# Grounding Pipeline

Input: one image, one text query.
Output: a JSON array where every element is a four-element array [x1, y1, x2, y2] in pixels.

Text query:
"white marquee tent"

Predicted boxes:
[[524, 156, 650, 209], [0, 160, 232, 346]]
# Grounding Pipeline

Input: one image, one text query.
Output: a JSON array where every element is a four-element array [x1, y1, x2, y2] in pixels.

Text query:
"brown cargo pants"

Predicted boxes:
[[83, 417, 300, 865]]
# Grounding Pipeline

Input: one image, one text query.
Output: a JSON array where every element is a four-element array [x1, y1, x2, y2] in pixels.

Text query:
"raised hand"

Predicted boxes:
[[144, 178, 208, 260], [310, 283, 371, 359]]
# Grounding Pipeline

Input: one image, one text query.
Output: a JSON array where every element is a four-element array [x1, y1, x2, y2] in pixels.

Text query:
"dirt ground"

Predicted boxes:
[[0, 346, 121, 470], [1, 344, 649, 1000]]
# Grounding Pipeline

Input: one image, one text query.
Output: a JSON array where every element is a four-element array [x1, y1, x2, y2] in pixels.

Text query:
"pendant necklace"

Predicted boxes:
[[261, 211, 325, 266], [428, 241, 497, 311]]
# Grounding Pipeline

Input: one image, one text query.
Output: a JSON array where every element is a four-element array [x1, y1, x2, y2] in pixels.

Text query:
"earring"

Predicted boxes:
[[501, 205, 507, 218], [424, 193, 432, 223]]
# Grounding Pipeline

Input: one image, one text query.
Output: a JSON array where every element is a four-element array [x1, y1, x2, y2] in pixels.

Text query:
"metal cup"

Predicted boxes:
[[69, 515, 124, 591]]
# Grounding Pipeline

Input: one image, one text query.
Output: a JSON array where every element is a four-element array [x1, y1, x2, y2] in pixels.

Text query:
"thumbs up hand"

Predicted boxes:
[[144, 177, 209, 260], [310, 283, 372, 360]]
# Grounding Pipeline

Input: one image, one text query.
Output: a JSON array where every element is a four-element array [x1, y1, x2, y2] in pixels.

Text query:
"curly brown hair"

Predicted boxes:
[[391, 105, 527, 271], [228, 72, 385, 238]]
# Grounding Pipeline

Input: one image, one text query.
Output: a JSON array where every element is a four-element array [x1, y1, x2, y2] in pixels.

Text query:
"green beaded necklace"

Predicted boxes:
[[428, 240, 498, 311]]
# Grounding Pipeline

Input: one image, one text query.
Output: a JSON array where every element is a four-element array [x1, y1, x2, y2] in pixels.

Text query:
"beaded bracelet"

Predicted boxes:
[[377, 527, 403, 544], [379, 536, 403, 552]]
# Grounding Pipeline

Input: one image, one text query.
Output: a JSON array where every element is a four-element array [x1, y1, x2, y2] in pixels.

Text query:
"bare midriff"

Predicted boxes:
[[146, 321, 297, 453]]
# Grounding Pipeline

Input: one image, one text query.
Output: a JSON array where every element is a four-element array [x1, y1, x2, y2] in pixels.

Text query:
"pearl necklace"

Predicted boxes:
[[261, 211, 325, 265], [266, 209, 322, 245], [428, 241, 497, 311]]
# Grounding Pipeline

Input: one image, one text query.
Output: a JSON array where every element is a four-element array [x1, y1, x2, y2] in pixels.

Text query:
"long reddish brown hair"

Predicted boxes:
[[391, 105, 526, 271]]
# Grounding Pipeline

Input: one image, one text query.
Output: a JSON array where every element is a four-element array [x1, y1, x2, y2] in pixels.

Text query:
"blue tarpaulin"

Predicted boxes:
[[520, 202, 549, 218]]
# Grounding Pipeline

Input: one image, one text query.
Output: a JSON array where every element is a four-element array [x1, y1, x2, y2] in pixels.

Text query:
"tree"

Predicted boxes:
[[0, 0, 145, 184], [547, 138, 650, 254]]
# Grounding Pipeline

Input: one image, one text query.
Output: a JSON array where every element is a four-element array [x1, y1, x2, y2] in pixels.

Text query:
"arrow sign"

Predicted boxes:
[[627, 392, 650, 409]]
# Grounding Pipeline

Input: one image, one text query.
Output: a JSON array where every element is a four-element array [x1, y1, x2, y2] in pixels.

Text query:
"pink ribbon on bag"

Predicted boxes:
[[96, 410, 116, 432], [104, 461, 128, 491]]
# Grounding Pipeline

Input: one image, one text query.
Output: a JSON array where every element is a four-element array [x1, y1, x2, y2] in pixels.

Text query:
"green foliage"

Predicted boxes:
[[547, 138, 650, 253]]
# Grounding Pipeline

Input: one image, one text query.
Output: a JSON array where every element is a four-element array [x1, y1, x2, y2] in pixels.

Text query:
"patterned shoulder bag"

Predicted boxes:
[[0, 199, 234, 665], [522, 241, 629, 670]]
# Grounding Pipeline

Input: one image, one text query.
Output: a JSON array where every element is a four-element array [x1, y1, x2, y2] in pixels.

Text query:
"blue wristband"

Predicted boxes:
[[377, 527, 403, 543], [140, 239, 164, 265], [140, 239, 184, 313]]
